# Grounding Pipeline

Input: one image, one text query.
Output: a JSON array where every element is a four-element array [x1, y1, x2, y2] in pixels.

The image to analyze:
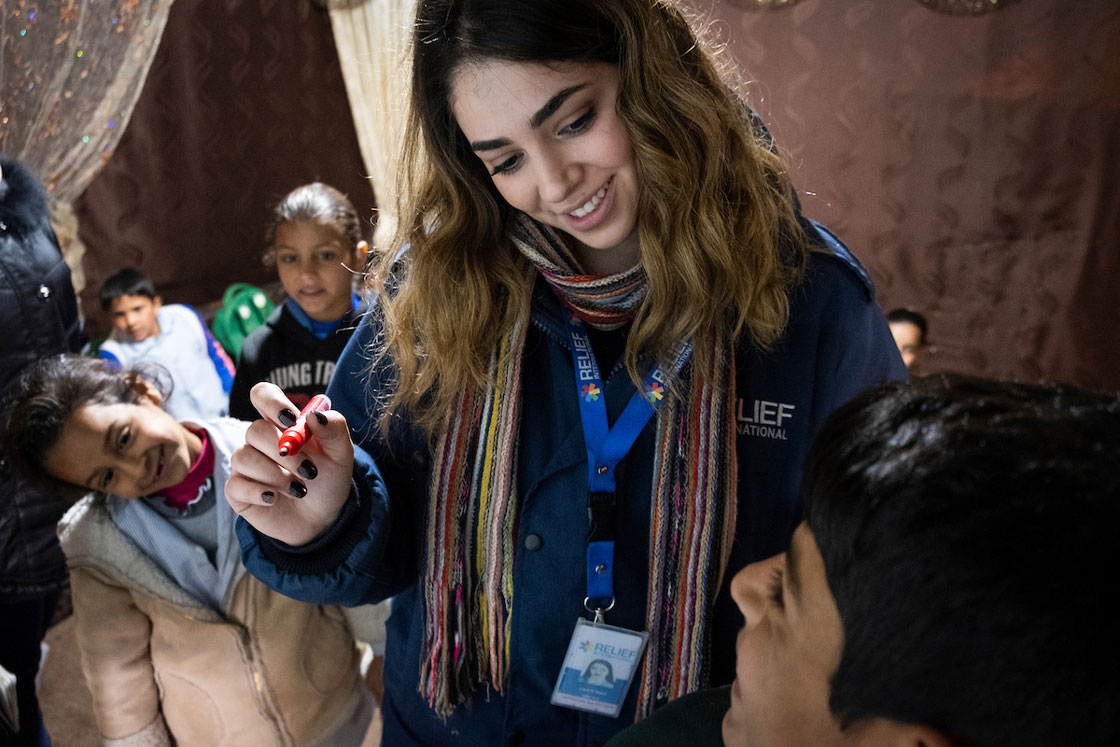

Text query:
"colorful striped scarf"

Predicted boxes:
[[419, 214, 738, 717]]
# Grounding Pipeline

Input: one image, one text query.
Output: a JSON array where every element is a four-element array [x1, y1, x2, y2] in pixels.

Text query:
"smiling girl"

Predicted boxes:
[[225, 1, 905, 744], [3, 355, 377, 747]]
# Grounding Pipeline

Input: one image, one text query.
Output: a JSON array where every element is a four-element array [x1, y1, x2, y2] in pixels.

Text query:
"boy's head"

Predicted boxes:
[[725, 375, 1120, 747], [99, 268, 162, 342], [886, 308, 928, 371]]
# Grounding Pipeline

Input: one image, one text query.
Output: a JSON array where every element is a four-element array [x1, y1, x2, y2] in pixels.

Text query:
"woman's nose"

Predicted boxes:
[[730, 553, 784, 627], [535, 150, 579, 205]]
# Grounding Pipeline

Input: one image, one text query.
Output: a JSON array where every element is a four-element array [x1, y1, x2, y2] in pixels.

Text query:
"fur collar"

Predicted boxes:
[[0, 157, 49, 237]]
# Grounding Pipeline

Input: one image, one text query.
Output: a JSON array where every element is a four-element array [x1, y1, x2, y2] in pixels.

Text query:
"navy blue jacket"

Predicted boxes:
[[236, 224, 905, 746]]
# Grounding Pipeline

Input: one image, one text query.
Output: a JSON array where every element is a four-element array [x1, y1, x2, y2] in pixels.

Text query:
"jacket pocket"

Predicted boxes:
[[156, 670, 226, 745]]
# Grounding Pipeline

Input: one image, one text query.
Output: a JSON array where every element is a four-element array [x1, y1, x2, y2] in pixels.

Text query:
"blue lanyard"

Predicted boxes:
[[563, 309, 669, 619]]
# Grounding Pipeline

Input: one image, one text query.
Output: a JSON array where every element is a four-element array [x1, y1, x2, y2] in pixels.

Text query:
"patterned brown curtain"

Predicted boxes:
[[724, 0, 1023, 14], [698, 0, 1120, 390]]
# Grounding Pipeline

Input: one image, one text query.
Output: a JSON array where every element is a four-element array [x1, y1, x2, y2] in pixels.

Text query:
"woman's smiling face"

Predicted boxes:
[[450, 59, 641, 275]]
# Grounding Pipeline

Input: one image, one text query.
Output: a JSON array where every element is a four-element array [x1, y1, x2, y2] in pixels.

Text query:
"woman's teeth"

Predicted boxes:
[[569, 184, 609, 218]]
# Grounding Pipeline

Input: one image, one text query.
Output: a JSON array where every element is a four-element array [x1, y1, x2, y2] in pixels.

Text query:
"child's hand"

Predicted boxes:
[[225, 382, 355, 546]]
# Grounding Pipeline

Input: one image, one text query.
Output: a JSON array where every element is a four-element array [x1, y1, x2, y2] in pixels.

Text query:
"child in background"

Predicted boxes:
[[886, 307, 929, 374], [228, 183, 369, 421], [98, 268, 235, 422], [2, 355, 378, 747]]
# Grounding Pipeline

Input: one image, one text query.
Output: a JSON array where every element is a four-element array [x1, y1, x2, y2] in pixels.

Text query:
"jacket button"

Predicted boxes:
[[508, 731, 525, 746], [38, 284, 51, 300], [524, 533, 542, 551]]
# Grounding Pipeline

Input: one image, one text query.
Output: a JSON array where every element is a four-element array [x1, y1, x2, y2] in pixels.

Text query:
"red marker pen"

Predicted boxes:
[[278, 394, 331, 457]]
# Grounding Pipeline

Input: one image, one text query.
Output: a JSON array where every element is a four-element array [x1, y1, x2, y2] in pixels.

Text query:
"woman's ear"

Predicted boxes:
[[130, 376, 164, 407]]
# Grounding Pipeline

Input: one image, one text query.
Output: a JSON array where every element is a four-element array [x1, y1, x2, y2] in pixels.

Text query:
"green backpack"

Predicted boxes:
[[211, 283, 275, 363]]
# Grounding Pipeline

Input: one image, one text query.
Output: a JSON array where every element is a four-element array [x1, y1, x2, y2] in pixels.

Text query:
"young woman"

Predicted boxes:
[[3, 355, 378, 747], [226, 1, 905, 744]]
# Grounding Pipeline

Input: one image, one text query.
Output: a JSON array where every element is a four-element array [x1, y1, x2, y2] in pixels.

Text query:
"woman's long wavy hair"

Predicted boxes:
[[372, 0, 808, 435]]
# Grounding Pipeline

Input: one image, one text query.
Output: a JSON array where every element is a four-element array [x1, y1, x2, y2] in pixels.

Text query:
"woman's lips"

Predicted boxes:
[[563, 177, 614, 231]]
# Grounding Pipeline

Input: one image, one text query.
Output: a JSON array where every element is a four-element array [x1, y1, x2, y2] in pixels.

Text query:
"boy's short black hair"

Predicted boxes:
[[885, 308, 928, 345], [99, 267, 157, 311], [804, 375, 1120, 747]]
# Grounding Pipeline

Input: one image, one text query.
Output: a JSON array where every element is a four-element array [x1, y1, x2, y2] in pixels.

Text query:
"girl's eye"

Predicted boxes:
[[317, 251, 340, 263], [561, 109, 596, 136], [102, 469, 114, 489], [490, 155, 521, 176], [278, 255, 298, 265], [768, 567, 785, 610], [120, 429, 130, 447]]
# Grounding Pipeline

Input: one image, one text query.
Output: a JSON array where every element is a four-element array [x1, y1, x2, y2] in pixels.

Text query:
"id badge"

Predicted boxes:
[[551, 618, 649, 717]]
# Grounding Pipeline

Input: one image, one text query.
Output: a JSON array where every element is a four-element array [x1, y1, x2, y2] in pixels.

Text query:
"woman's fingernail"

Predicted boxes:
[[261, 491, 275, 505], [314, 411, 328, 426], [297, 460, 318, 480], [289, 481, 307, 498], [278, 409, 297, 428]]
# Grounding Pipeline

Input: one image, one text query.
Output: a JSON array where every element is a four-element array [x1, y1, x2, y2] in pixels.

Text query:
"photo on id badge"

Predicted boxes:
[[551, 619, 649, 717]]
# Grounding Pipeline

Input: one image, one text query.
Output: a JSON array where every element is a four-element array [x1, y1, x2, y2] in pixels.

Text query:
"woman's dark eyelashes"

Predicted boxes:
[[489, 108, 597, 176], [562, 108, 596, 135], [491, 155, 520, 175], [102, 469, 114, 489]]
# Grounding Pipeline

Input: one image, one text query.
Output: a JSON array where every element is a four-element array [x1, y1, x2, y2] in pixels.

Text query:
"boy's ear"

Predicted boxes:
[[131, 377, 164, 407], [152, 295, 163, 311], [850, 719, 956, 747]]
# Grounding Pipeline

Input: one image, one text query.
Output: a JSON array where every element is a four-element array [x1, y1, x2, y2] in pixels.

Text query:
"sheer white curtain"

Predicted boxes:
[[327, 0, 417, 249], [1, 0, 174, 289]]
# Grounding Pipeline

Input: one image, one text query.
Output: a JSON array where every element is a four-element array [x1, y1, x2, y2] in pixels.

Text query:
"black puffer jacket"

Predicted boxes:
[[0, 157, 85, 599]]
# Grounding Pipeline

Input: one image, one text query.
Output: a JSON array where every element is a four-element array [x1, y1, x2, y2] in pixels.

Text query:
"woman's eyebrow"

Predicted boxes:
[[529, 84, 586, 128], [469, 83, 589, 152]]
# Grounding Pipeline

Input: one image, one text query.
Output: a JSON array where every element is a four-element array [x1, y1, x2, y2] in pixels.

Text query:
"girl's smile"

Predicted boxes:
[[43, 393, 201, 499]]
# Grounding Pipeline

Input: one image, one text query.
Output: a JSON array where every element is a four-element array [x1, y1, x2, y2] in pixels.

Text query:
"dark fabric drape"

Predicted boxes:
[[73, 0, 375, 334], [699, 0, 1119, 390]]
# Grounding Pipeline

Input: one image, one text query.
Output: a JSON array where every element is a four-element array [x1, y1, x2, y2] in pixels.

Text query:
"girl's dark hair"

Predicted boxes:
[[263, 182, 365, 266], [2, 354, 171, 499]]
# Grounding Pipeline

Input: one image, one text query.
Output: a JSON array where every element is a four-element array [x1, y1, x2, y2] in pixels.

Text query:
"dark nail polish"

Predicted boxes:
[[297, 460, 318, 480], [313, 411, 328, 426], [289, 481, 307, 498], [261, 491, 275, 505], [278, 409, 297, 428]]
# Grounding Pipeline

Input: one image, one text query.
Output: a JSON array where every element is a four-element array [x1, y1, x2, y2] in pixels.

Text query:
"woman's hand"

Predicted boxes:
[[225, 382, 355, 546]]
